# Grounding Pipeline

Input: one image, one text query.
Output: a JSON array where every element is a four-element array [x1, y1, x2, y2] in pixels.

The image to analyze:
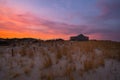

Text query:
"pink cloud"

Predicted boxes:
[[97, 0, 120, 19], [0, 3, 89, 39], [1, 0, 118, 41]]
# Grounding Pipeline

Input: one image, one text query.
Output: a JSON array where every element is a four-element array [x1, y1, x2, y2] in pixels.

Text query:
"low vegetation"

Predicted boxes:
[[0, 39, 120, 80]]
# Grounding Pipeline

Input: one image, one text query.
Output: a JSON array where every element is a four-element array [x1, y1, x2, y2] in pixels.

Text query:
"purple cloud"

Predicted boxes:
[[97, 0, 120, 20]]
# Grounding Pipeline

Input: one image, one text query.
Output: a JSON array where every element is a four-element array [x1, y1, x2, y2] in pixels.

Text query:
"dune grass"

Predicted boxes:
[[0, 40, 120, 79]]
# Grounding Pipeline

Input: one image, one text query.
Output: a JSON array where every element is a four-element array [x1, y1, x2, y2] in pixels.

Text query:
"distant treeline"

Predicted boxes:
[[0, 34, 117, 46], [0, 38, 66, 46]]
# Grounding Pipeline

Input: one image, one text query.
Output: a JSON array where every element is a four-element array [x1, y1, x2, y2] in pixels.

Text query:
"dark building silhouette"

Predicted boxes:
[[70, 34, 89, 41]]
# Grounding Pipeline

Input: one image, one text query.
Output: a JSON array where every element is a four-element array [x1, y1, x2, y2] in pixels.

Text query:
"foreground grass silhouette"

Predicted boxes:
[[0, 40, 120, 80]]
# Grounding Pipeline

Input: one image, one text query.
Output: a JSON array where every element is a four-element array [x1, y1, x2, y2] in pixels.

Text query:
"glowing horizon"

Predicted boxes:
[[0, 0, 120, 41]]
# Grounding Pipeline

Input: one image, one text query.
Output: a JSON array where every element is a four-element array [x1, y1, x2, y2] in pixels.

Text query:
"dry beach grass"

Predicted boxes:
[[0, 40, 120, 80]]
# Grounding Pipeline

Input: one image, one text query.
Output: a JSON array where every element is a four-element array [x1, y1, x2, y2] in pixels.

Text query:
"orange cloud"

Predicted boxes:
[[0, 2, 101, 40], [0, 4, 83, 40], [0, 4, 71, 39]]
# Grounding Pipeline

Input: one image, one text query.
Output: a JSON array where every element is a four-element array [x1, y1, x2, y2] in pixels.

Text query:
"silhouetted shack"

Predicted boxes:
[[70, 34, 89, 41]]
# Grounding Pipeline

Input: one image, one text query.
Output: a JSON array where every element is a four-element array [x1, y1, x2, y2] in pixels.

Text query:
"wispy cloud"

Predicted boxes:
[[0, 3, 89, 39], [0, 0, 120, 41], [97, 0, 120, 20]]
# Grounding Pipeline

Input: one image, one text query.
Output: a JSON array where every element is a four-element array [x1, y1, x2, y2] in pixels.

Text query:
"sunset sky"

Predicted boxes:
[[0, 0, 120, 41]]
